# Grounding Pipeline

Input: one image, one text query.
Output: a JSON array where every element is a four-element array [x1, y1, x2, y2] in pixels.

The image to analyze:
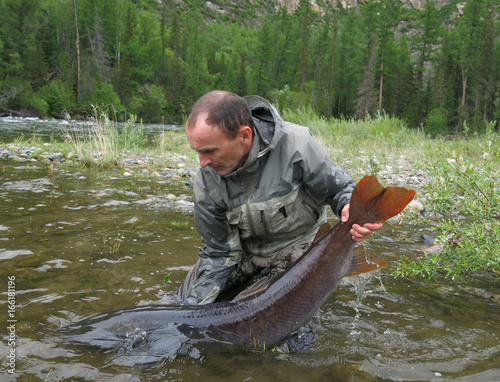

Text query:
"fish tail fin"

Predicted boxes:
[[346, 246, 387, 276], [349, 175, 416, 225]]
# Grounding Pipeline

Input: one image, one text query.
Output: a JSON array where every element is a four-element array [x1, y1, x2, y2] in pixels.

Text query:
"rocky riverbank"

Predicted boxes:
[[1, 142, 427, 220]]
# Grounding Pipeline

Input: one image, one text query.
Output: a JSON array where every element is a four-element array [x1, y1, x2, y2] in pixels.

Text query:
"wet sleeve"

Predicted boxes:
[[185, 172, 243, 305], [294, 128, 354, 217]]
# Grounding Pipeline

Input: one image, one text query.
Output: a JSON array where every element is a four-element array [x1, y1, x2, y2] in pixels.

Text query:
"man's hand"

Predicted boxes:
[[341, 204, 383, 242]]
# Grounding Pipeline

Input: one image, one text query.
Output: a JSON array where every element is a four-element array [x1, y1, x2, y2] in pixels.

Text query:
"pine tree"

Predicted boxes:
[[457, 0, 486, 130], [294, 0, 312, 92], [311, 13, 337, 117], [475, 0, 497, 127], [413, 0, 442, 126]]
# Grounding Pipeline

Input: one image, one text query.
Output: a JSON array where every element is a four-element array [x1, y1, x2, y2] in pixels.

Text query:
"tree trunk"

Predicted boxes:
[[72, 0, 81, 105], [378, 53, 384, 112]]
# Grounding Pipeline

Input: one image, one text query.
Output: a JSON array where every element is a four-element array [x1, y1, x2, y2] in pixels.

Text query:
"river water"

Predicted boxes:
[[1, 118, 499, 381], [0, 115, 181, 143]]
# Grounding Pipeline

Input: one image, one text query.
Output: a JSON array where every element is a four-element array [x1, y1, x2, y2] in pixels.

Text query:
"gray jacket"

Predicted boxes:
[[186, 95, 354, 304]]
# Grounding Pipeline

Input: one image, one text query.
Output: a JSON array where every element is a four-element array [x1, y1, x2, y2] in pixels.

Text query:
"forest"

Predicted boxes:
[[0, 0, 498, 135]]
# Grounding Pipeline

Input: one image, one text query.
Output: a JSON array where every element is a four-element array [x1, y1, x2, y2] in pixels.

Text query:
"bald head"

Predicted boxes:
[[187, 91, 253, 140]]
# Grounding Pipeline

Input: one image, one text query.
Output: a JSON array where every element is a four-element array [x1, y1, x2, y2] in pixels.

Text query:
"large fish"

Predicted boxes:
[[65, 175, 415, 350]]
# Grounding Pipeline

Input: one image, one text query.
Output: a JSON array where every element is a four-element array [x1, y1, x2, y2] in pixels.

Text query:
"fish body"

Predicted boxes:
[[67, 176, 415, 349]]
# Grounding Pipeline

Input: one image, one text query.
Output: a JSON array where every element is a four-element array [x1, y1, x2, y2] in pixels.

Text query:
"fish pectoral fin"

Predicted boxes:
[[313, 222, 331, 242], [345, 246, 387, 277]]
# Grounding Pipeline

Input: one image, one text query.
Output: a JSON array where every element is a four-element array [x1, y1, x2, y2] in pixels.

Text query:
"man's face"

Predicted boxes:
[[186, 112, 253, 176]]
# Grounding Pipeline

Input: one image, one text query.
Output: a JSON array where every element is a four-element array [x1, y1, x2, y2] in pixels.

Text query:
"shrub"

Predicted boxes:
[[268, 85, 310, 115], [39, 81, 74, 117], [424, 108, 447, 137], [128, 84, 174, 123], [81, 79, 123, 117], [26, 93, 49, 117], [395, 144, 500, 280]]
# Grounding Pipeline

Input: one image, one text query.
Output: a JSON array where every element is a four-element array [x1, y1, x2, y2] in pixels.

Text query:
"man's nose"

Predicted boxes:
[[198, 153, 212, 168]]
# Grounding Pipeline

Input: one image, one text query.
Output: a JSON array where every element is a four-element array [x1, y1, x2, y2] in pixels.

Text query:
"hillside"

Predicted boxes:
[[179, 0, 461, 22]]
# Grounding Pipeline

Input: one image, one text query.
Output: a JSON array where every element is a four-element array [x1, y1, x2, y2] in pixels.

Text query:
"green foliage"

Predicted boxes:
[[397, 220, 499, 281], [423, 149, 499, 219], [396, 141, 500, 280], [424, 108, 447, 136], [164, 273, 172, 283], [268, 85, 311, 114], [39, 81, 74, 118], [81, 79, 124, 117], [26, 93, 49, 117], [128, 84, 174, 123]]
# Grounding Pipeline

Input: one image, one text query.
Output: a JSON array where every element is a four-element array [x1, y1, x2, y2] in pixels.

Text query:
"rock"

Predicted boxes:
[[61, 111, 71, 120], [421, 234, 435, 244], [185, 168, 197, 177], [408, 199, 424, 213], [380, 236, 395, 243]]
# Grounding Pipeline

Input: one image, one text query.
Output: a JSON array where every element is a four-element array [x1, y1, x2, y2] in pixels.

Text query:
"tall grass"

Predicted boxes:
[[64, 109, 146, 167], [283, 107, 497, 179]]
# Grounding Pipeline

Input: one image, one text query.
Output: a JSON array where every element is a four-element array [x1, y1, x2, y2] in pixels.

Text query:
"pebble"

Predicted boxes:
[[408, 199, 425, 213], [421, 234, 435, 244]]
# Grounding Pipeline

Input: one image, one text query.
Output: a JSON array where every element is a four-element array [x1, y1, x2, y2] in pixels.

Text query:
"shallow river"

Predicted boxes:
[[1, 119, 499, 381]]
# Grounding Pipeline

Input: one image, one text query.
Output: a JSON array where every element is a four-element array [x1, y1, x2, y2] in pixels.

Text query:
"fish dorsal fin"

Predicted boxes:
[[346, 246, 387, 277], [313, 223, 331, 242]]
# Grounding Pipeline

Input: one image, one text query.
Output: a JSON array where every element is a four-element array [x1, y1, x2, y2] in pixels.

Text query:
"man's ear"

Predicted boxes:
[[239, 125, 253, 143]]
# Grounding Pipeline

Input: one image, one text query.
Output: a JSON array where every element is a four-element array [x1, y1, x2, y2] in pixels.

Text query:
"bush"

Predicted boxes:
[[268, 85, 310, 115], [26, 93, 49, 117], [128, 84, 174, 123], [39, 81, 74, 117], [424, 108, 447, 137], [396, 144, 500, 280], [81, 79, 123, 117]]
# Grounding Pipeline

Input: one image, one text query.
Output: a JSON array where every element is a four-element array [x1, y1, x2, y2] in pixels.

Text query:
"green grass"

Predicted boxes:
[[394, 145, 499, 280]]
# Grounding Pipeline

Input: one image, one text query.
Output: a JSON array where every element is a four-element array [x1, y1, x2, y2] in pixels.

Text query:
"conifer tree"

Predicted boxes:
[[253, 19, 272, 96], [457, 0, 486, 130], [475, 0, 497, 127], [294, 0, 312, 92], [413, 0, 442, 126]]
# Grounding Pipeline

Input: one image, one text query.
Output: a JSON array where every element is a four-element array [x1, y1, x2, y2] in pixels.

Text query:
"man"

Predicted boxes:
[[178, 91, 382, 305]]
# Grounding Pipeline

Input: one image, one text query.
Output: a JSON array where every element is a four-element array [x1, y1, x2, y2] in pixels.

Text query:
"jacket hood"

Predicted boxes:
[[244, 95, 284, 155]]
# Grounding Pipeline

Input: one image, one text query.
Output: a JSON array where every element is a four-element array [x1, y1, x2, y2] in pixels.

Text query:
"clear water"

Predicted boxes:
[[1, 121, 499, 381]]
